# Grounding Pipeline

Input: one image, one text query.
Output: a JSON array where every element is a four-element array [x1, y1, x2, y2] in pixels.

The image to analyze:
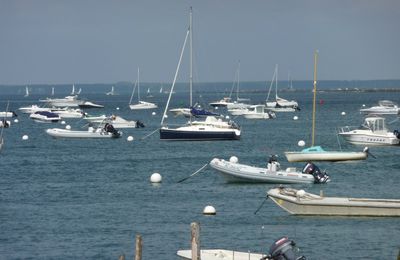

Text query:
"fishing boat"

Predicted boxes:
[[30, 111, 62, 123], [360, 100, 400, 115], [284, 51, 368, 162], [209, 156, 329, 184], [46, 124, 122, 138], [242, 105, 276, 120], [265, 65, 299, 112], [338, 116, 400, 146], [267, 186, 400, 216], [129, 68, 158, 110], [19, 105, 51, 114], [159, 8, 240, 141]]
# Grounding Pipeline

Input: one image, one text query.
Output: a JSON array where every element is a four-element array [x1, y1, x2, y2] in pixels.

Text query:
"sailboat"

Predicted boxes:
[[284, 51, 368, 162], [146, 88, 154, 98], [106, 86, 117, 96], [51, 87, 55, 96], [24, 86, 29, 97], [159, 8, 240, 141], [129, 68, 158, 110], [265, 65, 299, 112]]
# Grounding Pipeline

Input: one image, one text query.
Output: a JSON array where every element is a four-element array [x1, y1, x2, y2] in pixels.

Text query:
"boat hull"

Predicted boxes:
[[284, 151, 367, 162], [209, 158, 314, 184], [160, 127, 240, 141], [177, 249, 264, 260], [338, 132, 399, 146], [267, 187, 400, 216], [46, 128, 120, 138]]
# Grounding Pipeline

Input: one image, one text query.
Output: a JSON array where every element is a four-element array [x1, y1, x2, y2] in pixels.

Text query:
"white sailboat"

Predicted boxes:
[[24, 86, 29, 97], [51, 87, 55, 96], [129, 68, 158, 110], [284, 51, 368, 162], [106, 86, 117, 96], [160, 7, 240, 141]]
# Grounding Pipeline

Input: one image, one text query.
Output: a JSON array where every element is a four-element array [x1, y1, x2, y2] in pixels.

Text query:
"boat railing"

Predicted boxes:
[[338, 125, 359, 133]]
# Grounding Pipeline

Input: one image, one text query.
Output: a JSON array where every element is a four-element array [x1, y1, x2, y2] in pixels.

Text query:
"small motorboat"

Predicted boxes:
[[338, 116, 400, 146], [46, 124, 122, 138], [18, 105, 51, 114], [267, 186, 400, 216], [51, 108, 86, 118], [209, 156, 329, 184], [209, 97, 233, 108], [0, 111, 18, 118], [30, 111, 62, 123], [242, 105, 276, 120], [79, 101, 104, 108], [360, 100, 400, 115], [284, 146, 369, 162], [85, 115, 144, 128], [129, 101, 158, 110]]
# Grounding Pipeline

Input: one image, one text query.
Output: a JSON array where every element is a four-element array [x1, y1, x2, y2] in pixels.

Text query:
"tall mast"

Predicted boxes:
[[237, 60, 240, 101], [275, 64, 278, 99], [189, 7, 193, 109], [311, 50, 318, 147], [137, 67, 140, 101]]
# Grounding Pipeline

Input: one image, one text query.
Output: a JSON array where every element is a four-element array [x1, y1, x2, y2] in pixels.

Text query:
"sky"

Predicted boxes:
[[1, 0, 400, 85]]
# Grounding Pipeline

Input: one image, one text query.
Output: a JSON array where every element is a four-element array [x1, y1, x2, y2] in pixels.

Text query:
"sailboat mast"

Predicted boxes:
[[275, 64, 278, 99], [189, 7, 193, 109], [137, 67, 140, 101], [312, 50, 318, 147], [237, 60, 240, 101]]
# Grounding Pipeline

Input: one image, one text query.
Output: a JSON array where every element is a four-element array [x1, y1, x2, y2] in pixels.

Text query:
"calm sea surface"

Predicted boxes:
[[1, 89, 400, 259]]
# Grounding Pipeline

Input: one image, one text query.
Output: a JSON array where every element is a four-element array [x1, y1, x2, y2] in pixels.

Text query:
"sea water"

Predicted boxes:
[[0, 89, 399, 259]]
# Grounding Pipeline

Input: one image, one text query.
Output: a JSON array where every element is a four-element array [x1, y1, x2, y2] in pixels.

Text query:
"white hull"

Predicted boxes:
[[46, 128, 121, 138], [177, 249, 264, 260], [51, 109, 85, 118], [284, 150, 367, 162], [339, 132, 399, 146], [226, 102, 251, 110], [129, 101, 158, 110], [243, 113, 273, 119], [0, 112, 17, 118], [169, 108, 191, 117], [209, 158, 315, 184], [267, 187, 400, 216], [265, 107, 296, 112], [227, 108, 248, 116], [30, 113, 61, 123], [84, 115, 141, 128], [18, 105, 51, 114]]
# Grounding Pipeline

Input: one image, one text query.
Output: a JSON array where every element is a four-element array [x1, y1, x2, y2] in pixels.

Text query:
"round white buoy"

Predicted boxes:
[[116, 107, 120, 110], [298, 140, 305, 147], [127, 136, 134, 142], [225, 115, 230, 120], [22, 135, 29, 140], [215, 107, 219, 110], [65, 125, 71, 130], [362, 104, 366, 107], [152, 112, 156, 116], [61, 121, 66, 125], [293, 116, 299, 120], [341, 111, 346, 116], [14, 119, 19, 123], [150, 173, 162, 183], [203, 205, 216, 215], [229, 156, 238, 163]]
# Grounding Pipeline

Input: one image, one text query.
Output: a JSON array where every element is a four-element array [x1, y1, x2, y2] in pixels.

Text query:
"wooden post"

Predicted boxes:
[[135, 234, 142, 260], [118, 254, 125, 260], [191, 222, 201, 260]]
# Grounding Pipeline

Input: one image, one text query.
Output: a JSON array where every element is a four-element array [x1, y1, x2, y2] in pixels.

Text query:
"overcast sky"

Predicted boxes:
[[1, 0, 399, 85]]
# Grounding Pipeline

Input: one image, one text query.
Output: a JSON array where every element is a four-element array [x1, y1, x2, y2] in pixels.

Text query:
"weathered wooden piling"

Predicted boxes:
[[135, 234, 142, 260], [191, 222, 201, 260], [118, 254, 125, 260]]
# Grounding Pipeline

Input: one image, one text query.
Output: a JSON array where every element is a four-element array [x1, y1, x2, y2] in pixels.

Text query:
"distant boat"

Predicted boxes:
[[46, 125, 122, 139], [146, 88, 154, 98], [129, 68, 158, 110], [159, 8, 240, 141], [30, 111, 62, 123], [51, 87, 55, 96], [284, 51, 368, 162], [242, 105, 276, 120], [360, 100, 400, 115], [267, 186, 400, 217], [24, 86, 29, 97], [106, 86, 117, 96]]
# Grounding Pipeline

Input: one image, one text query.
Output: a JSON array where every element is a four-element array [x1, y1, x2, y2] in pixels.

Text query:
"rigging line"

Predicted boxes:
[[266, 67, 276, 102], [254, 196, 268, 215], [128, 77, 138, 105], [140, 128, 160, 140], [177, 163, 208, 183]]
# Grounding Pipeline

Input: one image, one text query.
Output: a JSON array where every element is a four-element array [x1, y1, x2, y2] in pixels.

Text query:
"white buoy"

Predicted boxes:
[[22, 135, 29, 140], [341, 111, 346, 116], [152, 112, 156, 116], [61, 121, 66, 125], [225, 115, 230, 120], [65, 125, 71, 130], [150, 173, 162, 183], [127, 136, 134, 142], [362, 104, 366, 107], [293, 116, 299, 120], [298, 140, 305, 147], [116, 107, 120, 110], [229, 156, 238, 163], [215, 107, 219, 110], [203, 205, 216, 215], [14, 119, 19, 123]]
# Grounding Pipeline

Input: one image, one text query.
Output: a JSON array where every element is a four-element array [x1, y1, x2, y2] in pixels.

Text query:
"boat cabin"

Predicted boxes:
[[362, 117, 388, 133]]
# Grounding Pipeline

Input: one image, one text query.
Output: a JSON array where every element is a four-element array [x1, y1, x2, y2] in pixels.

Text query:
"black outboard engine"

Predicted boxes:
[[104, 123, 120, 137], [394, 130, 400, 139], [136, 120, 145, 128], [302, 162, 330, 183], [261, 237, 305, 260]]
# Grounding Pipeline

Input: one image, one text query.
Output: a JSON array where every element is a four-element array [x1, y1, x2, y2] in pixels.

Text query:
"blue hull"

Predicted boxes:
[[159, 128, 240, 141]]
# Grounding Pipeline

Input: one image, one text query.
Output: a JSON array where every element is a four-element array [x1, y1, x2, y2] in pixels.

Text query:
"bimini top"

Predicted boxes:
[[34, 111, 60, 118]]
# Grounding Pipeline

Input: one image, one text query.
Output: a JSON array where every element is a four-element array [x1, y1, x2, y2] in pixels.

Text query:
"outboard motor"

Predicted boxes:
[[136, 120, 145, 128], [261, 237, 305, 260], [394, 130, 400, 139], [104, 123, 120, 137], [267, 155, 280, 172], [302, 162, 330, 183]]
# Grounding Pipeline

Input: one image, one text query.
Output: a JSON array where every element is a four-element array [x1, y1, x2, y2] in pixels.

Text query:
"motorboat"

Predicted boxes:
[[209, 97, 233, 108], [0, 111, 18, 118], [285, 146, 368, 162], [227, 107, 249, 116], [78, 101, 104, 108], [360, 100, 400, 115], [18, 105, 51, 114], [51, 108, 86, 118], [169, 108, 191, 117], [267, 186, 400, 216], [242, 105, 276, 120], [284, 51, 368, 163], [129, 68, 158, 110], [0, 120, 11, 128], [209, 156, 329, 184], [30, 111, 62, 123], [46, 124, 122, 138], [85, 115, 144, 128], [160, 9, 240, 141], [40, 95, 81, 107], [338, 116, 400, 146]]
